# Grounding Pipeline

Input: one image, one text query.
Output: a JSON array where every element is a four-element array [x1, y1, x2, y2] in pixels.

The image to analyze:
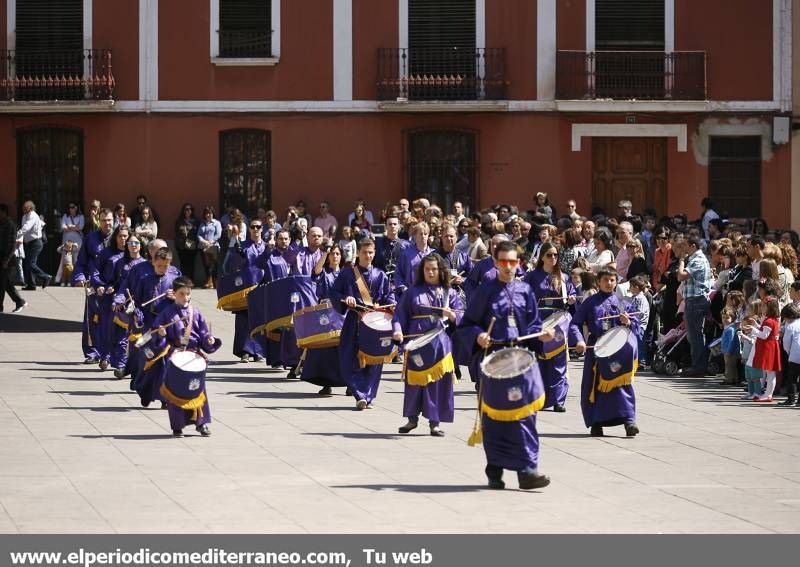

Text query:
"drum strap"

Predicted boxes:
[[352, 265, 374, 306]]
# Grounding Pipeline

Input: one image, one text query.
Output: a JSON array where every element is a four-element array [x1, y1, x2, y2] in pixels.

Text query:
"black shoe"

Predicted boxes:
[[286, 368, 297, 380], [253, 356, 264, 363], [172, 429, 183, 437], [398, 420, 418, 434], [590, 425, 604, 437], [429, 426, 445, 437], [519, 472, 551, 490], [12, 302, 28, 313], [23, 285, 36, 291], [98, 360, 109, 371], [318, 386, 332, 396], [197, 424, 211, 437], [160, 402, 167, 409], [40, 276, 52, 289], [624, 422, 640, 437], [779, 397, 798, 406], [553, 404, 566, 413], [345, 387, 353, 396], [140, 399, 150, 408], [113, 368, 125, 379], [487, 479, 505, 490], [83, 357, 98, 365]]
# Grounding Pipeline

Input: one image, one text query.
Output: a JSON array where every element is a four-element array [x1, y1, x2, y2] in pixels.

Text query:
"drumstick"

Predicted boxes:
[[597, 312, 641, 321], [141, 292, 168, 307], [373, 303, 397, 310], [427, 306, 465, 313], [468, 316, 496, 447], [380, 333, 426, 340], [339, 299, 373, 310], [513, 331, 547, 342]]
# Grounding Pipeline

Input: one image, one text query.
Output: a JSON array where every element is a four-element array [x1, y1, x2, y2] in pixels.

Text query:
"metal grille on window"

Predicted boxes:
[[407, 131, 477, 215], [219, 0, 272, 58], [220, 129, 271, 218], [708, 136, 762, 218]]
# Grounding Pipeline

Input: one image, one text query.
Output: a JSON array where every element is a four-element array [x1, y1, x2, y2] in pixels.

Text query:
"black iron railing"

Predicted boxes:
[[377, 47, 507, 101], [218, 29, 272, 58], [556, 50, 706, 100], [0, 49, 114, 101]]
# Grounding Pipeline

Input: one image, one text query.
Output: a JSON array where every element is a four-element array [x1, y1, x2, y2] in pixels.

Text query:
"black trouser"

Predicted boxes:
[[786, 362, 800, 397], [0, 263, 24, 309], [177, 249, 197, 282]]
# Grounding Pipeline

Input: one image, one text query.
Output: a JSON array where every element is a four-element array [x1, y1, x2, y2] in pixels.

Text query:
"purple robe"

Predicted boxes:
[[256, 250, 289, 366], [300, 269, 347, 388], [523, 269, 579, 409], [463, 256, 524, 302], [284, 242, 323, 276], [107, 256, 146, 371], [392, 284, 463, 423], [374, 236, 410, 277], [569, 291, 640, 429], [151, 303, 222, 431], [91, 247, 126, 364], [394, 245, 433, 295], [329, 264, 395, 403], [112, 259, 152, 377], [229, 240, 267, 359], [71, 229, 112, 359]]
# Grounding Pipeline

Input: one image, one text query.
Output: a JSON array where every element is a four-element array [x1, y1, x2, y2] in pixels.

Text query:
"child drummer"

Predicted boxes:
[[152, 277, 222, 437]]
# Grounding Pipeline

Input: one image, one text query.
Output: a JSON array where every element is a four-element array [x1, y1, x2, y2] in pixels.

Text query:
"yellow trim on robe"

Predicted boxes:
[[159, 385, 207, 422], [589, 360, 638, 403], [128, 332, 142, 342], [405, 353, 456, 386], [112, 315, 129, 330], [481, 394, 546, 422], [216, 285, 257, 311], [537, 342, 566, 361], [143, 345, 171, 371], [296, 330, 342, 349], [357, 348, 398, 368], [92, 313, 99, 323], [264, 314, 294, 334]]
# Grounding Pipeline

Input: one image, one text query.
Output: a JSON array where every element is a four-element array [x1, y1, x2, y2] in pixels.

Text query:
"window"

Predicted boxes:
[[407, 130, 477, 215], [211, 0, 280, 60], [220, 129, 271, 218], [596, 0, 664, 51], [708, 136, 761, 218]]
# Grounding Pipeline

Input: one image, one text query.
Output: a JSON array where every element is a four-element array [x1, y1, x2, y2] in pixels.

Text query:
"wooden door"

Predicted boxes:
[[592, 137, 666, 216]]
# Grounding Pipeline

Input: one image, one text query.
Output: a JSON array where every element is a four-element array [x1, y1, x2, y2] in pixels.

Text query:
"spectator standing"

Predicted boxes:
[[197, 206, 222, 288], [624, 239, 649, 280], [313, 201, 338, 237], [0, 204, 27, 312], [532, 192, 554, 225], [338, 226, 357, 265], [617, 200, 633, 221], [222, 209, 246, 275], [700, 197, 719, 241], [113, 203, 131, 230], [615, 221, 634, 280], [350, 203, 372, 234], [130, 194, 159, 228], [651, 232, 671, 290], [677, 235, 713, 377], [346, 198, 375, 226], [585, 227, 614, 273], [295, 200, 313, 226], [60, 203, 84, 246], [578, 220, 596, 257], [175, 203, 199, 281], [453, 201, 466, 225], [133, 206, 158, 248], [558, 229, 583, 273], [85, 200, 101, 234], [20, 200, 52, 291]]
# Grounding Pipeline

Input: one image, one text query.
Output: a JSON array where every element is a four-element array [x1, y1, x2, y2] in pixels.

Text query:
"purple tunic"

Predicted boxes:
[[151, 303, 222, 431], [229, 239, 267, 359], [284, 242, 323, 276], [300, 269, 347, 388], [329, 264, 395, 403], [393, 284, 463, 423], [569, 291, 640, 428], [394, 245, 433, 295], [71, 229, 112, 359], [463, 256, 524, 302], [257, 250, 289, 365], [523, 269, 578, 409], [374, 236, 410, 276], [91, 247, 126, 364]]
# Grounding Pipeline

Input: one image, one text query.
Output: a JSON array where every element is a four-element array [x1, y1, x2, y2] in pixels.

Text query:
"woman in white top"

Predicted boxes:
[[585, 227, 615, 273], [133, 206, 158, 248], [60, 202, 85, 246]]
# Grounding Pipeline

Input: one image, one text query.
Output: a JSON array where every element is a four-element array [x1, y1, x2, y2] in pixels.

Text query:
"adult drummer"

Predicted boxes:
[[230, 219, 268, 363], [455, 241, 553, 490], [462, 234, 524, 301], [256, 229, 290, 368], [571, 267, 640, 437], [330, 237, 395, 410], [523, 242, 578, 412], [284, 225, 324, 276], [392, 253, 463, 437]]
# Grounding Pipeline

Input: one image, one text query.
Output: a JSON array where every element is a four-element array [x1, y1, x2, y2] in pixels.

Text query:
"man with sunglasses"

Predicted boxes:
[[313, 201, 337, 237], [462, 234, 525, 301], [455, 241, 554, 490]]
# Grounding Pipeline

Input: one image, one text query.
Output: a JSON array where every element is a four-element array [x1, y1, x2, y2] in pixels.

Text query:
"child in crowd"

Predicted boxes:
[[56, 240, 80, 285], [790, 281, 800, 307], [724, 290, 746, 323], [780, 303, 800, 406], [338, 226, 356, 265], [745, 297, 782, 402], [579, 270, 597, 301], [571, 267, 584, 297], [720, 308, 741, 386], [627, 276, 651, 368], [738, 300, 764, 400]]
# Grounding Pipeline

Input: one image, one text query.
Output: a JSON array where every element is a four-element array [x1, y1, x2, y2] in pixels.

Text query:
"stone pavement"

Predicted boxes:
[[1, 287, 799, 534]]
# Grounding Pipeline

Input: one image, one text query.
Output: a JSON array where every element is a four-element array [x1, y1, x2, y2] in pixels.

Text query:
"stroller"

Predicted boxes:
[[651, 320, 725, 376]]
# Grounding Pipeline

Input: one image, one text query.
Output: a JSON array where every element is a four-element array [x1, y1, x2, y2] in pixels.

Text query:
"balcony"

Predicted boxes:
[[377, 47, 508, 102], [218, 29, 272, 58], [0, 49, 114, 103], [556, 50, 706, 101]]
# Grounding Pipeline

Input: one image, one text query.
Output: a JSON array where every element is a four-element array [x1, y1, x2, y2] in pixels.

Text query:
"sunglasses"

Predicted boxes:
[[250, 225, 262, 230], [496, 259, 520, 267], [127, 241, 141, 246], [320, 205, 328, 209]]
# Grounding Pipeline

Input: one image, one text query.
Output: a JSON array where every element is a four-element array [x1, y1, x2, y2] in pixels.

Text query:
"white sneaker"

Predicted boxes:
[[11, 302, 28, 313], [356, 399, 368, 410]]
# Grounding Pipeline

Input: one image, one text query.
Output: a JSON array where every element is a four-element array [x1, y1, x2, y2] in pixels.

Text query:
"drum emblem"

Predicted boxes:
[[144, 347, 154, 359], [610, 361, 622, 373], [553, 331, 564, 342], [290, 292, 300, 303], [189, 378, 201, 391], [380, 338, 392, 348], [412, 354, 424, 367], [507, 387, 523, 402], [234, 276, 243, 286], [319, 314, 330, 326]]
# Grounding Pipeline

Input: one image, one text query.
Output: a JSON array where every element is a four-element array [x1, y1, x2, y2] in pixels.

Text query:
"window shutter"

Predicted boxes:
[[596, 0, 664, 51], [220, 0, 271, 32], [708, 137, 762, 218], [16, 0, 83, 52], [409, 0, 475, 52]]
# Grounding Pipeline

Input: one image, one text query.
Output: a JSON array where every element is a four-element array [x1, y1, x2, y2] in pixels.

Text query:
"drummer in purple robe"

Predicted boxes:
[[255, 229, 290, 367], [454, 241, 553, 490], [462, 234, 524, 301], [570, 266, 640, 437], [373, 216, 410, 281], [523, 242, 579, 412], [329, 237, 396, 409], [71, 208, 114, 364], [301, 241, 347, 395], [229, 220, 268, 363], [392, 253, 463, 436], [394, 222, 433, 298], [108, 235, 147, 378], [152, 277, 222, 437]]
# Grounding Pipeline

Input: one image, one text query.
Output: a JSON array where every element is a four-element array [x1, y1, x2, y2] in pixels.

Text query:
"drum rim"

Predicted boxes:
[[541, 309, 570, 329], [169, 350, 207, 371], [361, 310, 393, 330], [594, 326, 632, 358], [480, 347, 535, 379], [406, 327, 444, 352], [295, 302, 335, 316]]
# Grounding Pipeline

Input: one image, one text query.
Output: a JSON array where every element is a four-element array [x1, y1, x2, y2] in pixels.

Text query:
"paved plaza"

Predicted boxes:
[[0, 288, 799, 534]]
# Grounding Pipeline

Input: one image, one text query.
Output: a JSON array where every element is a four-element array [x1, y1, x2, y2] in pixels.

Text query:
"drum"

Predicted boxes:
[[592, 326, 638, 391], [112, 310, 132, 330], [357, 311, 398, 366], [216, 265, 263, 312], [263, 276, 317, 338], [708, 337, 723, 358], [294, 301, 344, 349], [405, 327, 452, 380], [247, 283, 269, 338], [479, 347, 545, 419], [161, 350, 208, 415], [539, 310, 571, 358]]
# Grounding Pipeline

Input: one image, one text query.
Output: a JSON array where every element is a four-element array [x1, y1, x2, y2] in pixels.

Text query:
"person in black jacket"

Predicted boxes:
[[0, 204, 27, 312]]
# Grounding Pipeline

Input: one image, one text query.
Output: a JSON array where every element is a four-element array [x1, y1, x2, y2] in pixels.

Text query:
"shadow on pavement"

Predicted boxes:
[[21, 367, 106, 373], [331, 483, 485, 493], [0, 361, 86, 366], [0, 314, 82, 333], [538, 432, 591, 439], [246, 405, 355, 412], [231, 391, 328, 400], [49, 390, 132, 396], [70, 434, 175, 440], [304, 432, 406, 440], [30, 375, 113, 381], [50, 406, 140, 412]]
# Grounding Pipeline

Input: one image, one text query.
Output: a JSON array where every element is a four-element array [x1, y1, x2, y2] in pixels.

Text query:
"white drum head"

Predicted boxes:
[[362, 311, 393, 331], [169, 350, 207, 372], [480, 347, 535, 379], [594, 326, 632, 358], [406, 327, 443, 352], [541, 310, 570, 331]]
